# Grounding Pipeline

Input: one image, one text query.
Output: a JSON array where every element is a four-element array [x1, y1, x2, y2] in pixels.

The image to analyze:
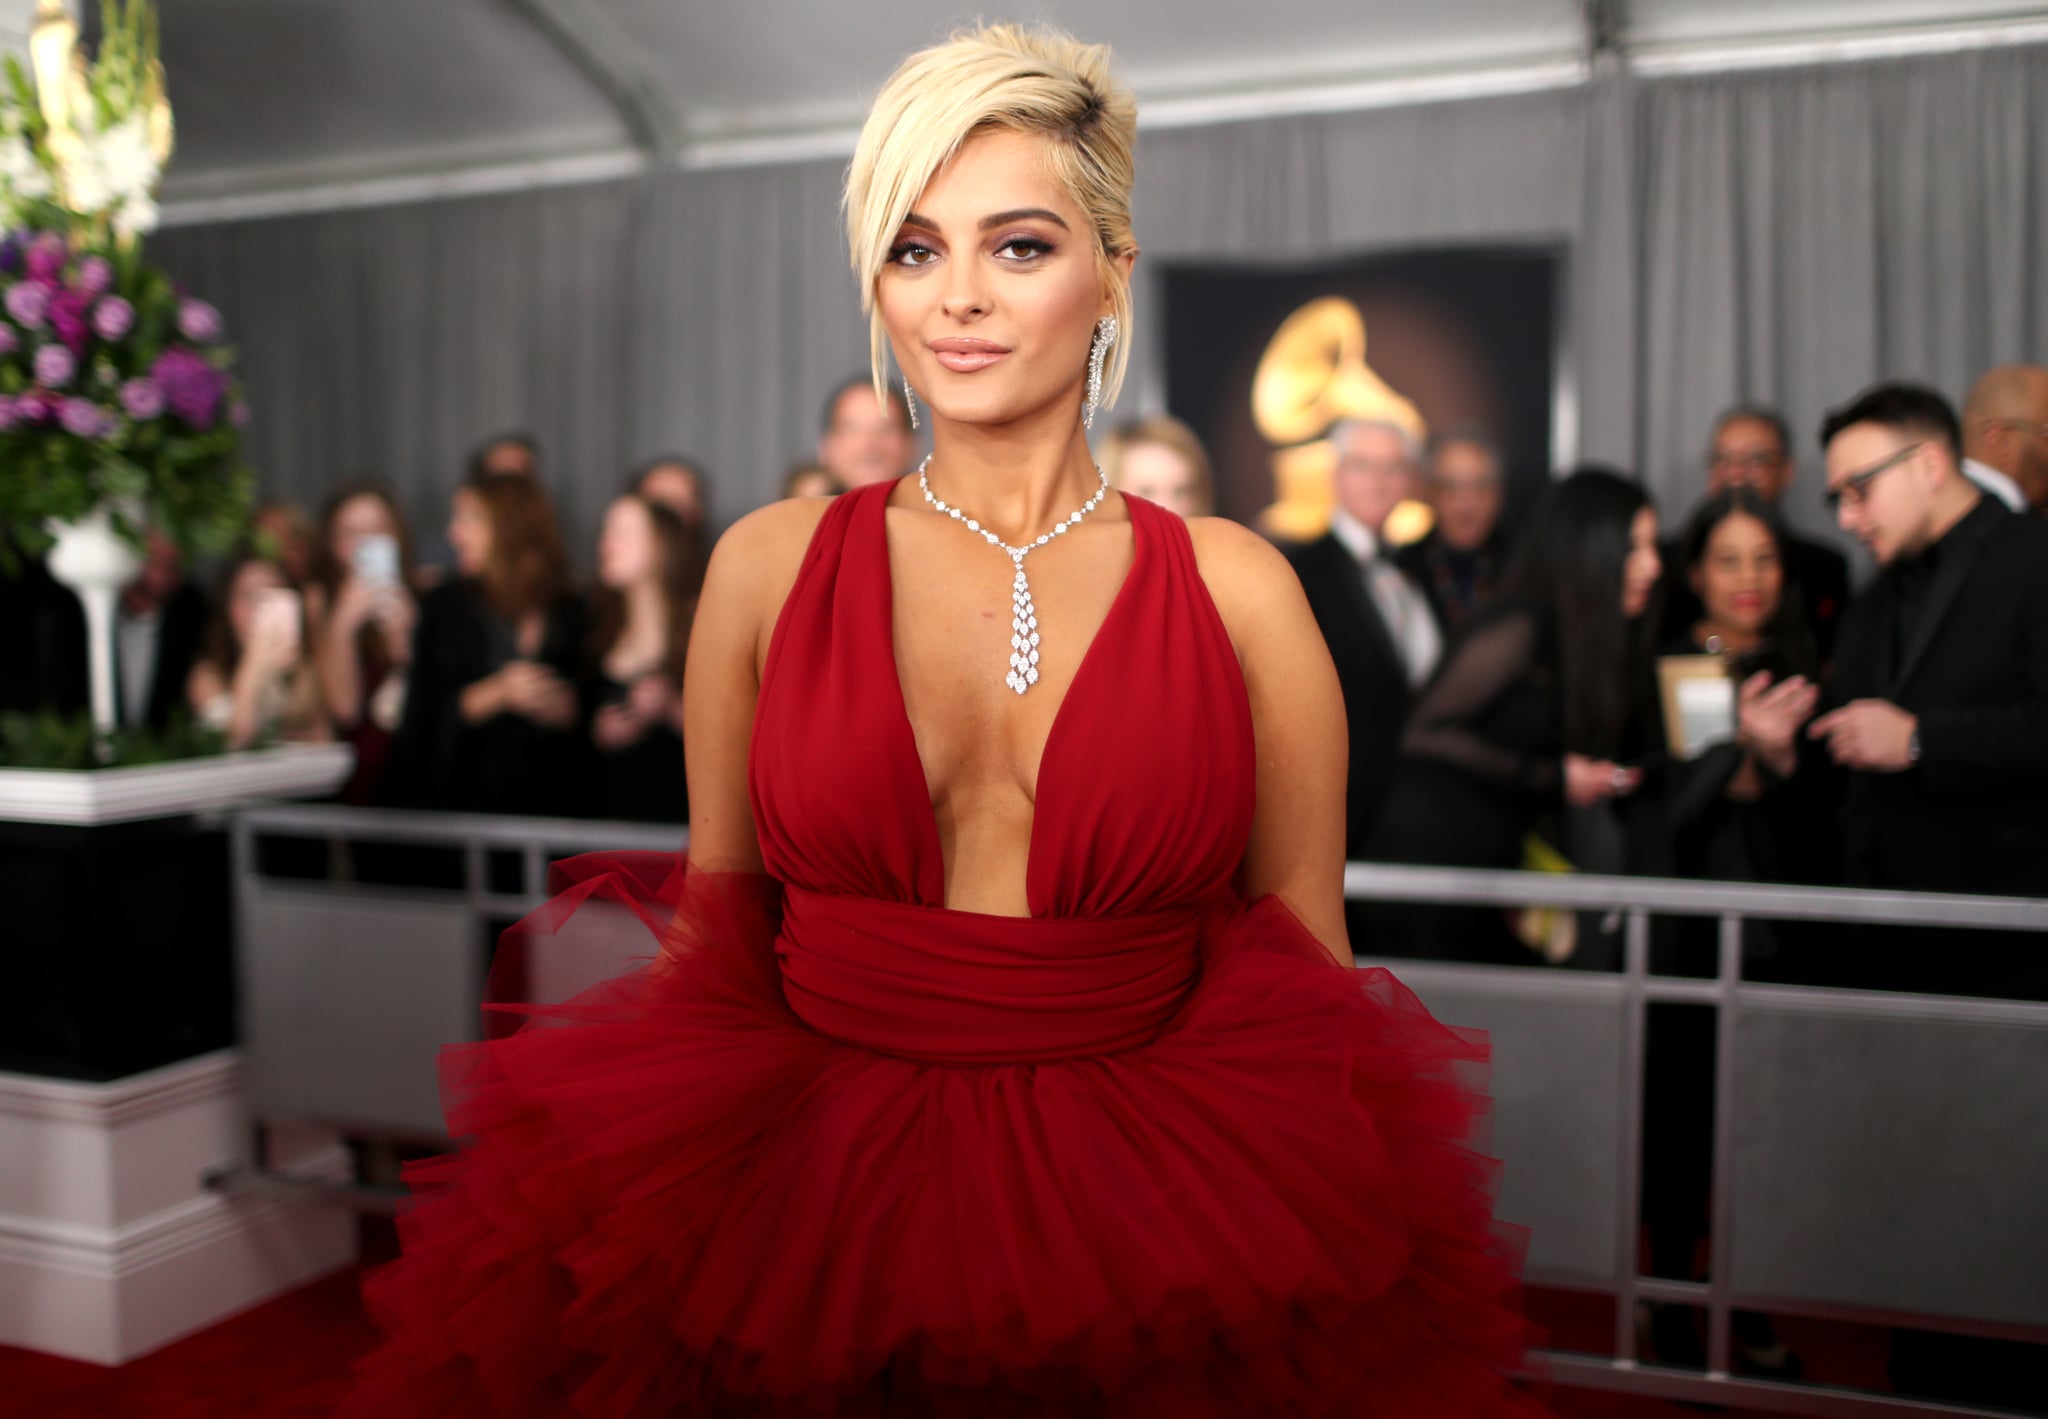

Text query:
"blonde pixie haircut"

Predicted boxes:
[[844, 24, 1139, 413]]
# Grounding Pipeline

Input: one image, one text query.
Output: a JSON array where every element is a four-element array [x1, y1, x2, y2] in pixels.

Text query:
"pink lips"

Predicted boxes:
[[929, 338, 1010, 373]]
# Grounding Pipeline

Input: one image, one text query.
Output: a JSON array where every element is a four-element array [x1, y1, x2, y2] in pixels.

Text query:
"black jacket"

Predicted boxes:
[[1827, 497, 2048, 897], [1285, 533, 1427, 853]]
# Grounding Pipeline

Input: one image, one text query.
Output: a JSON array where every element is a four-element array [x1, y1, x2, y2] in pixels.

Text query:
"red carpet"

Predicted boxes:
[[0, 1220, 1857, 1417]]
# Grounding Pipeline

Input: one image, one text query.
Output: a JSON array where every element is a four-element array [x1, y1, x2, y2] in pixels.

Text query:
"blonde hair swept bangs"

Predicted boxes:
[[844, 24, 1139, 414]]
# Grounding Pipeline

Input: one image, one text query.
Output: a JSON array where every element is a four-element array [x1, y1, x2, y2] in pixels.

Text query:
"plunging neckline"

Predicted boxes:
[[880, 482, 1147, 916]]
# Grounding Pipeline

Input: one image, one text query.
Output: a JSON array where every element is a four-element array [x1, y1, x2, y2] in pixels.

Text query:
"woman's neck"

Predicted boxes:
[[1695, 617, 1761, 655], [620, 578, 669, 642], [921, 406, 1104, 544]]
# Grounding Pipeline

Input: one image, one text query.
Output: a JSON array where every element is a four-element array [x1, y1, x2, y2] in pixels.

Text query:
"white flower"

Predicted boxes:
[[112, 191, 157, 239], [0, 134, 50, 202], [96, 115, 156, 203]]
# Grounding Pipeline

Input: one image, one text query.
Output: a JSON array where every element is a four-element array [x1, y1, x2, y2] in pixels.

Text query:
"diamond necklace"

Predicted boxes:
[[916, 454, 1111, 695]]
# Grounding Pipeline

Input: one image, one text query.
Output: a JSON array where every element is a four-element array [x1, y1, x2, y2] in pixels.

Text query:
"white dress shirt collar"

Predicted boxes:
[[1327, 505, 1382, 564], [1962, 457, 2027, 512]]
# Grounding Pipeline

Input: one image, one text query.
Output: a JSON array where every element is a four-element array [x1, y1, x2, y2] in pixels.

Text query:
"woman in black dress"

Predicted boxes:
[[1363, 468, 1665, 965], [580, 492, 697, 823], [387, 473, 585, 817]]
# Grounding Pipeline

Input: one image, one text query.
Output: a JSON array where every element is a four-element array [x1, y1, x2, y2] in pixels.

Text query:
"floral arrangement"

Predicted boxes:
[[0, 0, 249, 567]]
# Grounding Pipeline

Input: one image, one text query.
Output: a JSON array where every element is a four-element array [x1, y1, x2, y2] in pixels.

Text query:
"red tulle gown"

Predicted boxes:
[[344, 482, 1540, 1416]]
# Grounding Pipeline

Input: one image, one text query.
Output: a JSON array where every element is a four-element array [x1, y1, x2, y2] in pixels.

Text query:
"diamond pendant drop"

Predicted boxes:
[[1006, 558, 1041, 694], [917, 455, 1108, 696]]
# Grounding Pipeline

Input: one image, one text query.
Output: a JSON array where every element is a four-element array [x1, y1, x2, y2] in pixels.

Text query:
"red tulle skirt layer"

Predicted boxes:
[[343, 861, 1541, 1417]]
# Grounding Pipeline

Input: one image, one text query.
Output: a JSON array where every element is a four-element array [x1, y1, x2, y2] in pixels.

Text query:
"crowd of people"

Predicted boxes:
[[2, 363, 2043, 925]]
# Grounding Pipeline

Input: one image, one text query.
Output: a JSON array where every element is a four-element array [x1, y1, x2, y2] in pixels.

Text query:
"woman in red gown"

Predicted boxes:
[[345, 23, 1539, 1416]]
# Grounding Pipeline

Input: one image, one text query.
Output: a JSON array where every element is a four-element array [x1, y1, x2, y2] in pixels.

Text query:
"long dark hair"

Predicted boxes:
[[469, 472, 571, 622], [1500, 467, 1656, 758], [587, 494, 696, 686], [309, 482, 416, 666], [1679, 488, 1819, 679]]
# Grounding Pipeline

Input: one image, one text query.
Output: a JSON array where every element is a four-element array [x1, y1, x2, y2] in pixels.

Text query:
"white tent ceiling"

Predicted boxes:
[[150, 0, 2048, 214]]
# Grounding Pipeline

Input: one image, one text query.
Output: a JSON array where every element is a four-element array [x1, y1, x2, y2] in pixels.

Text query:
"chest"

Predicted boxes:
[[885, 509, 1133, 806]]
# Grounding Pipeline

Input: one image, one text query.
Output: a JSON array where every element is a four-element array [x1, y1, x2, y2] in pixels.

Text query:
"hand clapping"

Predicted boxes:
[[1808, 698, 1918, 772]]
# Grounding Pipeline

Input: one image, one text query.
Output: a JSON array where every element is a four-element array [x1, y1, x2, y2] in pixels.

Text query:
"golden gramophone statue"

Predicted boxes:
[[1251, 296, 1433, 544]]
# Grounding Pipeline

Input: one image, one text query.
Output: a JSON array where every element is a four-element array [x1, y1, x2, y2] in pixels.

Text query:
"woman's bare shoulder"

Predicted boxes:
[[1183, 515, 1308, 639], [696, 495, 839, 663]]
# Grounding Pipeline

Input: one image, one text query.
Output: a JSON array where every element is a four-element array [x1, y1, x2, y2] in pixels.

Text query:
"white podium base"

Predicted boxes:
[[0, 1051, 358, 1365]]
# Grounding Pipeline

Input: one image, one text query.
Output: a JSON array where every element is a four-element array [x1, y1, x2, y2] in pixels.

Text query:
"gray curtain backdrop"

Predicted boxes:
[[154, 42, 2048, 570]]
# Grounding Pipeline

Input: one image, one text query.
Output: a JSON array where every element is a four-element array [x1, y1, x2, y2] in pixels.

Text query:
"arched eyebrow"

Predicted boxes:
[[900, 208, 1071, 233]]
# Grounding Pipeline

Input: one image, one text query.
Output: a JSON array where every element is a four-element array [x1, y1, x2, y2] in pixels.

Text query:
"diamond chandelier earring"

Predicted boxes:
[[902, 376, 920, 432], [1082, 315, 1117, 431]]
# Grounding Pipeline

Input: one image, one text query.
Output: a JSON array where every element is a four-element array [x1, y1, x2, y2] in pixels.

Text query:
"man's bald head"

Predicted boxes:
[[1962, 364, 2048, 511]]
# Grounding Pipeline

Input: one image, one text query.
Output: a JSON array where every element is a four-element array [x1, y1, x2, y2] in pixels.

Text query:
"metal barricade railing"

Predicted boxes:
[[218, 805, 2048, 1414], [1343, 863, 2048, 1419]]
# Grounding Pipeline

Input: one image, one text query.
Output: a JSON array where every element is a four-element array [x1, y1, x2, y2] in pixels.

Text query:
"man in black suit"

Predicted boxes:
[[1661, 406, 1852, 658], [1807, 382, 2048, 904], [1286, 418, 1443, 865]]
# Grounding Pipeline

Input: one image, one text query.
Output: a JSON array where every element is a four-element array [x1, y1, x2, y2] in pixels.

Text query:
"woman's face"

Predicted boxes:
[[448, 488, 492, 578], [1115, 441, 1202, 518], [330, 493, 396, 568], [1691, 510, 1782, 638], [1620, 506, 1662, 618], [598, 497, 660, 589], [875, 128, 1133, 433], [227, 560, 287, 646]]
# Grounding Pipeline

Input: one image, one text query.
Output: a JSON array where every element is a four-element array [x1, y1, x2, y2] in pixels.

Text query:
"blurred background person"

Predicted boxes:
[[386, 472, 585, 816], [1661, 406, 1850, 659], [185, 549, 330, 750], [251, 500, 318, 590], [1398, 427, 1508, 634], [1099, 414, 1214, 517], [817, 374, 915, 488], [307, 484, 418, 806], [781, 461, 843, 499], [467, 431, 541, 483], [116, 527, 211, 732], [1364, 468, 1662, 964], [581, 493, 695, 823], [632, 454, 714, 599], [1960, 363, 2048, 514], [1811, 383, 2048, 914], [1661, 489, 1835, 888], [1287, 417, 1444, 915]]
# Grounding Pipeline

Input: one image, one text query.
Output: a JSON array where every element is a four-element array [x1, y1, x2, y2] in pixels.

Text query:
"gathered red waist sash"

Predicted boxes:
[[775, 886, 1205, 1065]]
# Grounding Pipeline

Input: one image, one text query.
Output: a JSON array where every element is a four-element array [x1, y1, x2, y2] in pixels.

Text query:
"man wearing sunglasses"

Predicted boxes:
[[1805, 381, 2048, 924], [1961, 363, 2048, 515]]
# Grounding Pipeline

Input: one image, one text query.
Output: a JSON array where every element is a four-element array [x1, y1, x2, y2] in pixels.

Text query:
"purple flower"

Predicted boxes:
[[15, 390, 50, 423], [0, 236, 21, 277], [92, 295, 134, 342], [33, 343, 74, 388], [177, 298, 223, 344], [48, 288, 90, 355], [77, 256, 113, 296], [25, 233, 67, 282], [58, 396, 112, 439], [6, 279, 51, 328], [0, 324, 16, 357], [151, 347, 226, 427], [119, 376, 164, 421]]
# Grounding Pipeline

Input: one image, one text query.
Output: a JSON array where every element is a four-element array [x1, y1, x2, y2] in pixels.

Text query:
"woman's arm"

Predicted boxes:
[[1190, 518, 1352, 967], [683, 497, 833, 873]]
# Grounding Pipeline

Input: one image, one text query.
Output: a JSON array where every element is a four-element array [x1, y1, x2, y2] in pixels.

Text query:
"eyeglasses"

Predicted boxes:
[[1708, 449, 1782, 472], [1824, 442, 1923, 512]]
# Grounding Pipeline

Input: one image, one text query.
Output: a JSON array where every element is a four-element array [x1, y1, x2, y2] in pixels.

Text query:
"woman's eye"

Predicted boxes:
[[997, 237, 1052, 261], [889, 243, 938, 268]]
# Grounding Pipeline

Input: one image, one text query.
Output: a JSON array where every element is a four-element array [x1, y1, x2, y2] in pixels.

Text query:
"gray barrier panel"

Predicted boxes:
[[1730, 998, 2048, 1330], [1367, 963, 1627, 1282], [241, 885, 481, 1138]]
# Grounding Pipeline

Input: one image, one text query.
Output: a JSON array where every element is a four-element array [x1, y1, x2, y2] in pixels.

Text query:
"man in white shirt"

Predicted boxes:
[[1960, 364, 2048, 514], [1285, 417, 1444, 858]]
